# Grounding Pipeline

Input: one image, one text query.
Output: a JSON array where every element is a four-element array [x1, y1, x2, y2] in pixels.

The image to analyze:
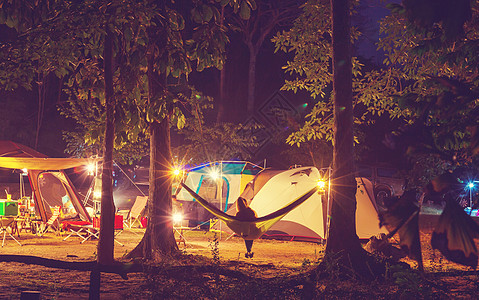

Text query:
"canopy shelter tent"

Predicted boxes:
[[0, 141, 94, 223], [180, 165, 387, 241], [175, 161, 263, 226]]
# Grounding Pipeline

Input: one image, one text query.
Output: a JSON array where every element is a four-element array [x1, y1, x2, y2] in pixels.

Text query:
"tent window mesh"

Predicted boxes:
[[38, 172, 76, 218], [198, 177, 228, 202]]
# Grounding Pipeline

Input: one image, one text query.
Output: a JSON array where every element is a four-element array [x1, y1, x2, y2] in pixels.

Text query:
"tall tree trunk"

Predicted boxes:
[[216, 7, 226, 123], [97, 21, 116, 265], [312, 2, 387, 283], [246, 44, 257, 115], [217, 67, 226, 123], [90, 17, 116, 300], [325, 0, 362, 256], [126, 100, 178, 260], [145, 117, 178, 259], [35, 73, 46, 149], [126, 27, 178, 259]]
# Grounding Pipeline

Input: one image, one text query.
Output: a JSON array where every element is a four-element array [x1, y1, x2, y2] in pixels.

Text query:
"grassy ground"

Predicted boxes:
[[0, 220, 478, 299]]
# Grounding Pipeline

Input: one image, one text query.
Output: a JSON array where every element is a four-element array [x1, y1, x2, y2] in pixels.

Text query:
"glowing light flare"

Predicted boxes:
[[86, 163, 96, 176], [209, 169, 220, 181], [172, 212, 183, 224], [317, 179, 327, 190], [172, 168, 181, 177], [468, 182, 475, 189]]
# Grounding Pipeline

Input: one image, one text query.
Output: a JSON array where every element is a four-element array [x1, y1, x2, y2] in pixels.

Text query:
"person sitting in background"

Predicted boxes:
[[235, 197, 257, 258]]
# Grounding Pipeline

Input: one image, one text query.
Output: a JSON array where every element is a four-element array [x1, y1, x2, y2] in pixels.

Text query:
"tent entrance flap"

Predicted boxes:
[[181, 183, 318, 240], [30, 170, 90, 222]]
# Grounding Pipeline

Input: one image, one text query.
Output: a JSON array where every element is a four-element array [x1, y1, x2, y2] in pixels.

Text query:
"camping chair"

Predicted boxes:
[[62, 221, 96, 243], [35, 206, 61, 236], [93, 215, 124, 246], [121, 196, 148, 229], [0, 217, 22, 247], [62, 219, 124, 246]]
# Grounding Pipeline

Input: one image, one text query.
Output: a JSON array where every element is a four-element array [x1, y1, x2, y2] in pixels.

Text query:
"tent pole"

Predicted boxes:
[[113, 161, 147, 196], [324, 167, 332, 242], [20, 172, 23, 199], [219, 161, 222, 240]]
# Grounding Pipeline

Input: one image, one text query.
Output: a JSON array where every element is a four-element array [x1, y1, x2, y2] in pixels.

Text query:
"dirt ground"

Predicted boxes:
[[0, 215, 478, 299]]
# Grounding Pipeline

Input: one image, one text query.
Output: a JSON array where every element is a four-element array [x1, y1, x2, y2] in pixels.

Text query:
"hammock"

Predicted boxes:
[[180, 182, 318, 240]]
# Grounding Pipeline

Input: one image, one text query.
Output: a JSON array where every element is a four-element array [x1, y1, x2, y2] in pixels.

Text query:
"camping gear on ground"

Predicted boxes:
[[62, 218, 124, 245], [181, 182, 318, 240], [0, 200, 18, 216], [0, 141, 94, 224], [118, 195, 148, 228], [34, 206, 61, 236], [62, 220, 99, 243]]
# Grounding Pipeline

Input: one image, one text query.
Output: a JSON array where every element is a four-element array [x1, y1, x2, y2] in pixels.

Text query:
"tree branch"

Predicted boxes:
[[0, 255, 143, 280]]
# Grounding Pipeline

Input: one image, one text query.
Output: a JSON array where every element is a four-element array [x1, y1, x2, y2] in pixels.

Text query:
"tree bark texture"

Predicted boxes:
[[127, 26, 178, 259], [97, 21, 116, 265], [216, 7, 226, 123], [88, 270, 100, 300], [246, 43, 257, 115], [143, 117, 179, 260], [326, 0, 361, 254], [35, 72, 46, 150]]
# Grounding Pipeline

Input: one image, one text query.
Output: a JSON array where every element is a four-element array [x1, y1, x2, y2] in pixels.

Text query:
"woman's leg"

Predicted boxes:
[[245, 240, 253, 252]]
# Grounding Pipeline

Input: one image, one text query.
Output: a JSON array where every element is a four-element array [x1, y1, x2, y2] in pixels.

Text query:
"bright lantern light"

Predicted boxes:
[[86, 163, 95, 175], [173, 168, 181, 176], [93, 191, 102, 199], [209, 169, 220, 181], [317, 179, 326, 190], [172, 213, 183, 223], [468, 182, 475, 189]]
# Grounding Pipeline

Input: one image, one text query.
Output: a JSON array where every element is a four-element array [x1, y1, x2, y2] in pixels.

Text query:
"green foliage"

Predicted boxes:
[[402, 0, 472, 41], [175, 121, 255, 165], [219, 0, 257, 20], [273, 0, 408, 147], [405, 154, 453, 189], [208, 232, 221, 264], [0, 0, 245, 161], [388, 264, 433, 298], [378, 1, 479, 163], [0, 0, 86, 90], [274, 0, 479, 181]]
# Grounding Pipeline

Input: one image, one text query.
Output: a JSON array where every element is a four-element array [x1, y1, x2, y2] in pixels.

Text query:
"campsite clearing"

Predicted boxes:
[[0, 219, 479, 299]]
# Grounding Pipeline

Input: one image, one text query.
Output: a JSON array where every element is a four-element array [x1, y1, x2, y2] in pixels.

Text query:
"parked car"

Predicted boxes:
[[356, 165, 406, 208]]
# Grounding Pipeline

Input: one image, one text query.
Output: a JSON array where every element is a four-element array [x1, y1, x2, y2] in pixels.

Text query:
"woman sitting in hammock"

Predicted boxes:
[[235, 197, 257, 258]]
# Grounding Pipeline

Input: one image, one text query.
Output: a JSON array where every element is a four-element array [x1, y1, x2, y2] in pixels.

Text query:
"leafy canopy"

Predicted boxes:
[[272, 0, 408, 147]]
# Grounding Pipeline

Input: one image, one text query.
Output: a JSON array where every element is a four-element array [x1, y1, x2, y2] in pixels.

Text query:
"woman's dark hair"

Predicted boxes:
[[236, 197, 248, 211]]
